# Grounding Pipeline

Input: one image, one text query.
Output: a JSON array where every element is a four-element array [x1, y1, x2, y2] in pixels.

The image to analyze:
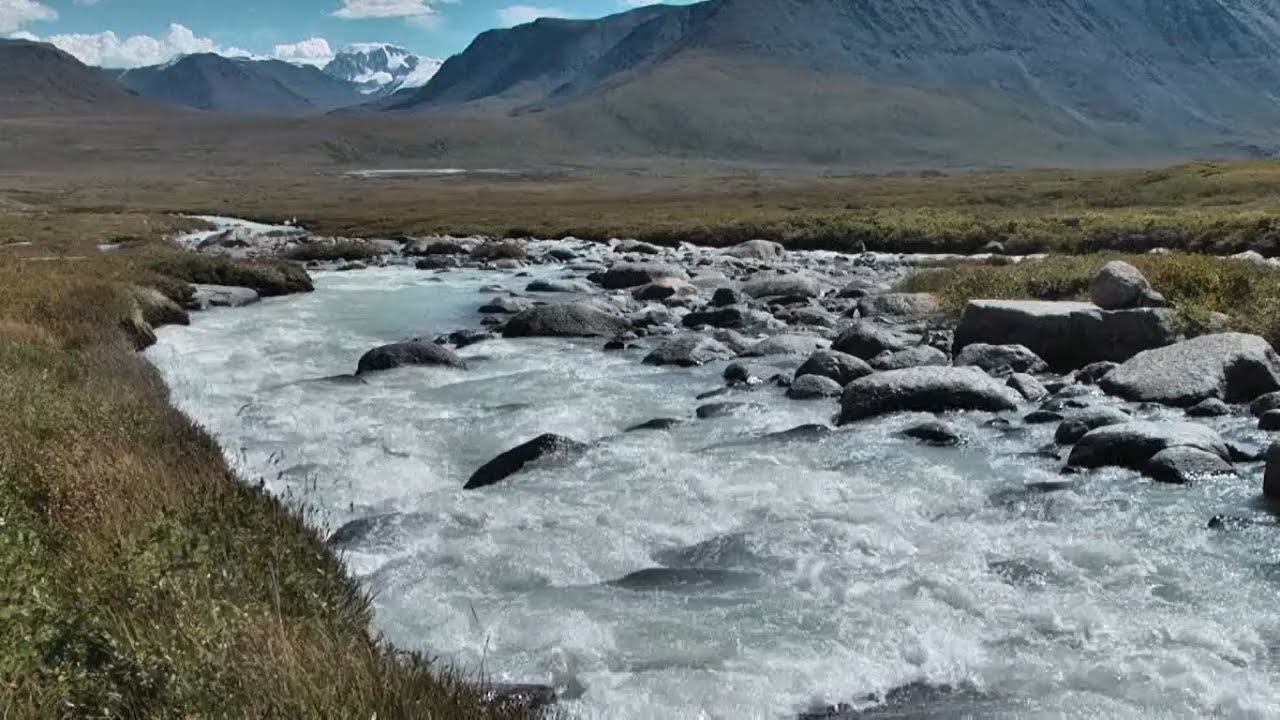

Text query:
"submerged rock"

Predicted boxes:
[[1100, 333, 1280, 406], [697, 402, 750, 419], [626, 418, 685, 432], [902, 420, 962, 446], [838, 367, 1021, 423], [464, 434, 587, 490], [799, 680, 995, 720], [1067, 421, 1230, 471], [503, 302, 627, 338], [953, 300, 1177, 371], [356, 340, 465, 374], [606, 567, 761, 592]]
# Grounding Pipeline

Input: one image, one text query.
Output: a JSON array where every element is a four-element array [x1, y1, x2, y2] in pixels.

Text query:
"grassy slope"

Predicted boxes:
[[0, 244, 531, 718], [7, 160, 1280, 257]]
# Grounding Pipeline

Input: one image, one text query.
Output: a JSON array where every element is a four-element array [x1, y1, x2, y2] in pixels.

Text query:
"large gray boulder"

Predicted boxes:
[[644, 335, 734, 367], [1144, 447, 1235, 484], [796, 350, 873, 386], [838, 367, 1022, 423], [357, 340, 466, 374], [1089, 261, 1166, 310], [722, 239, 785, 261], [742, 273, 819, 299], [953, 300, 1178, 371], [954, 343, 1047, 377], [1054, 406, 1131, 444], [787, 374, 844, 400], [1100, 333, 1280, 406], [503, 302, 628, 338], [1067, 421, 1231, 470], [600, 263, 685, 289], [832, 320, 912, 360]]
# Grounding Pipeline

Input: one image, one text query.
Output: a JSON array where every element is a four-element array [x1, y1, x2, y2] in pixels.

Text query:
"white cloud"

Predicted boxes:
[[0, 0, 57, 34], [273, 37, 334, 66], [18, 23, 252, 68], [496, 5, 573, 27], [333, 0, 436, 20]]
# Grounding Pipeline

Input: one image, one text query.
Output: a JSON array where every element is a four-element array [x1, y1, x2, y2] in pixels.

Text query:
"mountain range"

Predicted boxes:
[[8, 0, 1280, 167]]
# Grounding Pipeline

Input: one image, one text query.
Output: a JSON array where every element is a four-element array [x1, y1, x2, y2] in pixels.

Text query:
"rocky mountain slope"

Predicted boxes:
[[115, 54, 365, 116], [392, 0, 1280, 164], [0, 39, 161, 116], [323, 44, 442, 96]]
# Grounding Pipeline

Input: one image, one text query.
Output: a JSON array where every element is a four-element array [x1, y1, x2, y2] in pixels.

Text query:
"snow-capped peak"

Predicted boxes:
[[323, 44, 442, 95]]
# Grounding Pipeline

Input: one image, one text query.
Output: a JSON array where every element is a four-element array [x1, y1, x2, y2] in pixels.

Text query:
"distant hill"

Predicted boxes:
[[0, 39, 161, 117], [388, 0, 1280, 165], [323, 44, 442, 97], [115, 54, 365, 116]]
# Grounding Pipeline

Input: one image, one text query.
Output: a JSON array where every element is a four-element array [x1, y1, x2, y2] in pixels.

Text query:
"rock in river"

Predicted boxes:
[[787, 374, 843, 400], [600, 262, 685, 289], [1100, 333, 1280, 406], [722, 239, 785, 261], [954, 343, 1047, 377], [870, 345, 949, 371], [832, 320, 912, 360], [356, 340, 466, 374], [953, 300, 1177, 371], [1266, 443, 1280, 500], [503, 302, 628, 338], [838, 367, 1021, 423], [1144, 446, 1235, 484], [1066, 421, 1230, 471], [796, 349, 873, 386], [464, 434, 588, 490], [645, 335, 735, 367], [742, 273, 819, 299]]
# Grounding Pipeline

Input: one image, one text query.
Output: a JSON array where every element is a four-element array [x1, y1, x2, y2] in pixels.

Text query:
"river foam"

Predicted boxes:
[[147, 265, 1280, 719]]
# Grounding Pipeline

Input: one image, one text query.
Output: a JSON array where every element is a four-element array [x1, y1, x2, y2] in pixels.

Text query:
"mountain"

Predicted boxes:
[[115, 54, 365, 116], [0, 38, 161, 117], [389, 0, 1280, 165], [323, 44, 443, 96]]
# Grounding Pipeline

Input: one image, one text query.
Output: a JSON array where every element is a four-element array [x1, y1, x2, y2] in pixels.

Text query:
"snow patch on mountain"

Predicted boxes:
[[323, 44, 441, 96]]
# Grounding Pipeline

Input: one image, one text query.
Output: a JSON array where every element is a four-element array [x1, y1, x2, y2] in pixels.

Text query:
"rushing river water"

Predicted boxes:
[[147, 265, 1280, 719]]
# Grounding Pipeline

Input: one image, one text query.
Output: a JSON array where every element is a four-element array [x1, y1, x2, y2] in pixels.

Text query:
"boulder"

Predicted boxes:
[[464, 434, 587, 490], [1067, 421, 1230, 471], [838, 367, 1021, 423], [479, 296, 532, 314], [683, 306, 749, 329], [616, 239, 662, 255], [1089, 261, 1166, 310], [710, 287, 742, 307], [742, 273, 819, 299], [953, 300, 1178, 371], [1053, 407, 1132, 444], [787, 374, 843, 400], [832, 320, 912, 360], [1144, 447, 1235, 484], [696, 402, 749, 419], [633, 277, 695, 301], [722, 239, 785, 261], [1078, 361, 1120, 385], [724, 362, 784, 386], [1187, 398, 1232, 417], [600, 263, 685, 289], [526, 279, 590, 293], [836, 277, 883, 299], [626, 418, 685, 432], [1100, 333, 1280, 406], [743, 334, 829, 357], [795, 350, 873, 386], [188, 284, 260, 310], [1266, 443, 1280, 500], [1007, 373, 1049, 402], [1250, 391, 1280, 417], [870, 345, 949, 371], [356, 340, 466, 374], [503, 302, 628, 338], [857, 293, 939, 320], [954, 343, 1047, 377], [1260, 410, 1280, 431], [644, 335, 734, 367]]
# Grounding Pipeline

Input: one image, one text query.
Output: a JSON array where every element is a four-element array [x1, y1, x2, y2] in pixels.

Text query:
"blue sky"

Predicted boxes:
[[2, 0, 697, 67]]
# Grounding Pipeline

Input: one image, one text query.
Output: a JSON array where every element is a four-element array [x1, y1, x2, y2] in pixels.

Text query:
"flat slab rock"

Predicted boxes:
[[502, 302, 628, 338], [954, 300, 1177, 371], [464, 434, 587, 490], [838, 367, 1021, 423], [1100, 332, 1280, 406]]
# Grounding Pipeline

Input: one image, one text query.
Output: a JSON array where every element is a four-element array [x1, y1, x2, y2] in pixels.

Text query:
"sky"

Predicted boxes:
[[1, 0, 697, 68]]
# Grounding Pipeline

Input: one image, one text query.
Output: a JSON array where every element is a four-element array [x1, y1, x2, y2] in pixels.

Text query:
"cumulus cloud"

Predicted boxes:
[[496, 5, 573, 27], [273, 37, 334, 66], [0, 0, 57, 34], [333, 0, 437, 20], [19, 23, 252, 68]]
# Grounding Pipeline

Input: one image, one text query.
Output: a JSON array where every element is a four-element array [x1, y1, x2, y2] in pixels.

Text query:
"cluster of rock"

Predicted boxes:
[[336, 237, 1280, 499]]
